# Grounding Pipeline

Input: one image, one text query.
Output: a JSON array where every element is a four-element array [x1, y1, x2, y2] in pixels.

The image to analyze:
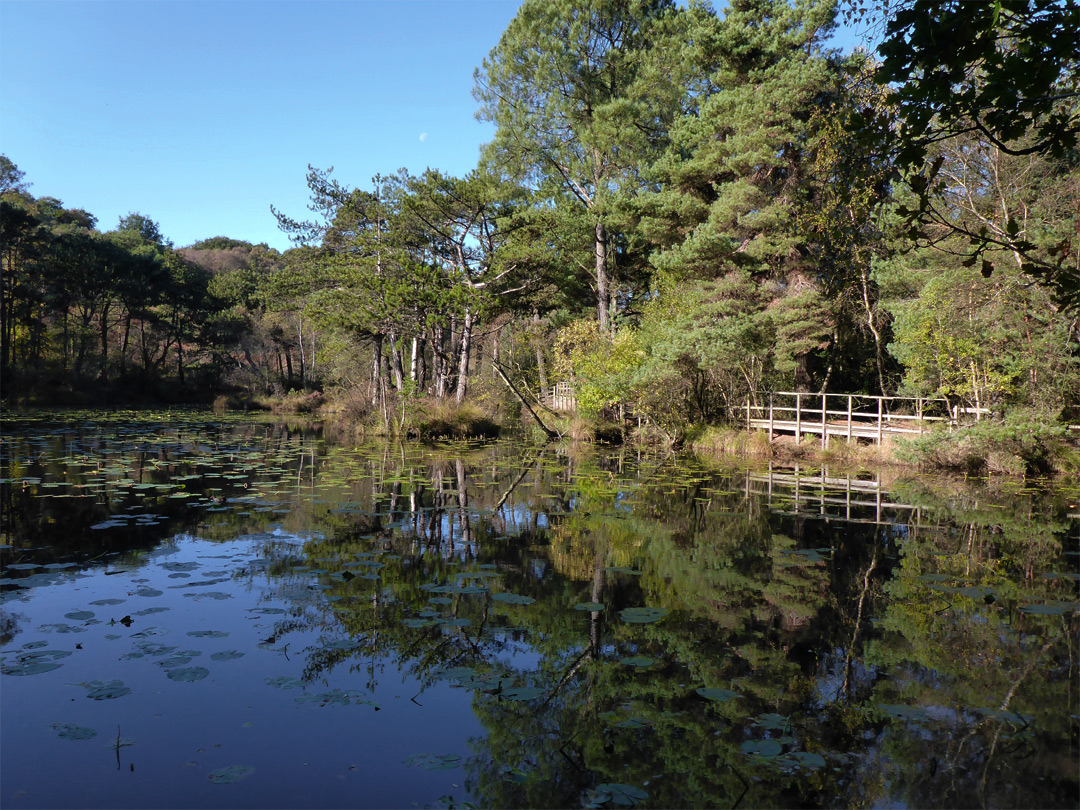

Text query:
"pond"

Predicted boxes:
[[1, 409, 1077, 809]]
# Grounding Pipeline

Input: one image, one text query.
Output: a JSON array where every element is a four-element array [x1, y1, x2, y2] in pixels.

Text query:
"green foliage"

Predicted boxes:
[[553, 320, 644, 417], [883, 261, 1079, 414], [893, 408, 1075, 475], [625, 272, 830, 430], [639, 0, 842, 282], [475, 0, 694, 326], [857, 0, 1080, 309]]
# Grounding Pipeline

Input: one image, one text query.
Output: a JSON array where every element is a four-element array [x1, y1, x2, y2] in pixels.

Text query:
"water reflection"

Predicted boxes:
[[1, 411, 1077, 809]]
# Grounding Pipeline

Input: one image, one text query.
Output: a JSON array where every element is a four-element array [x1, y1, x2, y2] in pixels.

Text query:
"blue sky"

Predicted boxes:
[[1, 1, 870, 253]]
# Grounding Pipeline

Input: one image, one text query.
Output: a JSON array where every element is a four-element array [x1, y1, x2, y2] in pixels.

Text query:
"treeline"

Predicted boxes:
[[0, 171, 298, 401], [2, 0, 1078, 445]]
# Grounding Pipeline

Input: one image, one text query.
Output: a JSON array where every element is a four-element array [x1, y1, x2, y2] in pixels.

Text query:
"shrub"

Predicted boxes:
[[894, 408, 1074, 475]]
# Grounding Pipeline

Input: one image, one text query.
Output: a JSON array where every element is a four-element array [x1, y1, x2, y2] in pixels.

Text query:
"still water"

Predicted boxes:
[[1, 410, 1077, 809]]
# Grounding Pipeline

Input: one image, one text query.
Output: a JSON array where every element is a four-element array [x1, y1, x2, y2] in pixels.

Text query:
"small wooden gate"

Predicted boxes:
[[546, 382, 577, 412]]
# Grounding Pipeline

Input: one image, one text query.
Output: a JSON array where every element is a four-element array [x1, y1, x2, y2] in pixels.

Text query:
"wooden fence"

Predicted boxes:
[[543, 382, 577, 412], [744, 392, 981, 446]]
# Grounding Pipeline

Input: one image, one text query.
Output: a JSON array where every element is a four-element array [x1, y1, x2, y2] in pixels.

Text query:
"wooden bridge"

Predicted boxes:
[[744, 466, 939, 528], [744, 392, 985, 446]]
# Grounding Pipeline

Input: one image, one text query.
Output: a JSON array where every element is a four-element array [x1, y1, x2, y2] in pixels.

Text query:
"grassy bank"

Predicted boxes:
[[686, 418, 1080, 478]]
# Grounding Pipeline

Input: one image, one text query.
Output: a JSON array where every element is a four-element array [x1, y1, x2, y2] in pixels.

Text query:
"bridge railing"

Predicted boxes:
[[745, 392, 963, 444], [541, 381, 577, 412]]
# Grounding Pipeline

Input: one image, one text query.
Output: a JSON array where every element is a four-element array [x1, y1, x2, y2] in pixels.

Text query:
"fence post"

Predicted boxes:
[[768, 395, 774, 437], [821, 392, 827, 448], [847, 395, 853, 442], [877, 397, 883, 444], [795, 393, 802, 442], [918, 397, 923, 435]]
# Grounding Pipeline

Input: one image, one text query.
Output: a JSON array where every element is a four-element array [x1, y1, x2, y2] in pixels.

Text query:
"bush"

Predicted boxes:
[[894, 409, 1074, 475]]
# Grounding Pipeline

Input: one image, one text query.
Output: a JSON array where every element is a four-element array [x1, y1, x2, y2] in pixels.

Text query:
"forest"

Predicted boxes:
[[2, 0, 1078, 471]]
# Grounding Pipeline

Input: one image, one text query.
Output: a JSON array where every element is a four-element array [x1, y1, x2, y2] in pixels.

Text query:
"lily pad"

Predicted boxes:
[[574, 602, 605, 612], [157, 656, 194, 667], [696, 687, 739, 702], [451, 585, 488, 595], [585, 783, 649, 808], [183, 591, 231, 601], [210, 650, 245, 661], [753, 713, 790, 731], [618, 607, 669, 624], [161, 561, 200, 572], [491, 592, 535, 605], [1019, 603, 1075, 615], [78, 679, 132, 700], [3, 658, 65, 676], [187, 630, 228, 638], [787, 751, 826, 769], [878, 703, 931, 722], [403, 753, 462, 771], [501, 686, 545, 701], [167, 666, 209, 682], [52, 723, 97, 740], [207, 765, 255, 784], [742, 739, 783, 757], [265, 676, 305, 689], [620, 656, 655, 668]]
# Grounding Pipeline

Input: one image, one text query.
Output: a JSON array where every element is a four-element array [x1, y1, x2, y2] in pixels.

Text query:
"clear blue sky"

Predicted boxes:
[[1, 1, 870, 253]]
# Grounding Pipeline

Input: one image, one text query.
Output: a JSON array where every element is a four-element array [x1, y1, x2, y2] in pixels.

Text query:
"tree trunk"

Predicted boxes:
[[454, 308, 474, 404], [371, 333, 384, 406], [119, 310, 132, 378], [98, 302, 111, 382], [176, 321, 186, 387], [860, 268, 888, 396], [448, 314, 460, 394], [432, 325, 449, 399], [595, 219, 610, 331], [534, 310, 549, 400], [389, 332, 404, 392], [297, 313, 306, 387]]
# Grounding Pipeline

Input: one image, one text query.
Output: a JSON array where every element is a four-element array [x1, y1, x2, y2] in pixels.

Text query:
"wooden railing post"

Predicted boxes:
[[877, 397, 883, 444], [768, 395, 774, 437], [745, 398, 750, 431], [821, 392, 827, 448], [847, 395, 853, 442], [795, 393, 802, 442]]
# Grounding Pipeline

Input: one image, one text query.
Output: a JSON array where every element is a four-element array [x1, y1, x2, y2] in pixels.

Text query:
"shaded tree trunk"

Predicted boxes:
[[371, 333, 384, 406]]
